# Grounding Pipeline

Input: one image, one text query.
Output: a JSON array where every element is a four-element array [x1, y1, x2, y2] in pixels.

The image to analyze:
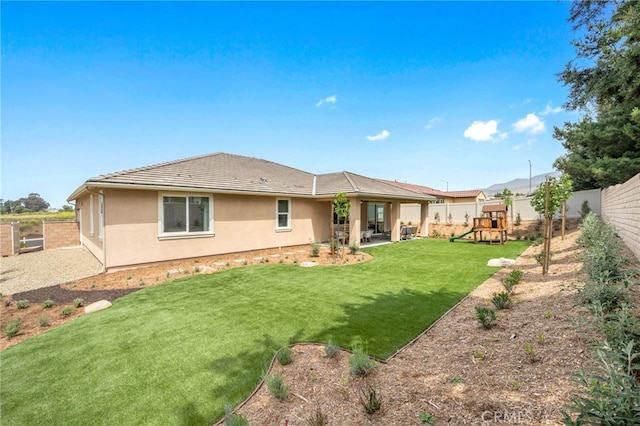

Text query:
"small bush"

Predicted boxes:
[[349, 243, 359, 255], [325, 340, 340, 358], [73, 298, 84, 308], [276, 347, 293, 366], [562, 341, 640, 425], [310, 241, 320, 257], [16, 299, 29, 310], [38, 315, 51, 327], [524, 343, 538, 363], [61, 306, 74, 317], [265, 374, 288, 400], [4, 299, 12, 307], [357, 379, 382, 414], [509, 269, 524, 282], [475, 306, 497, 329], [349, 346, 378, 376], [419, 411, 435, 424], [223, 404, 248, 426], [41, 299, 54, 309], [4, 318, 22, 338], [491, 291, 512, 309], [306, 407, 328, 426]]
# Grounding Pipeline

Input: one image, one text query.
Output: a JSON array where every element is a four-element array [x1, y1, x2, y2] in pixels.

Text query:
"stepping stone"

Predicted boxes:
[[300, 261, 318, 268], [84, 300, 112, 314], [487, 258, 516, 267]]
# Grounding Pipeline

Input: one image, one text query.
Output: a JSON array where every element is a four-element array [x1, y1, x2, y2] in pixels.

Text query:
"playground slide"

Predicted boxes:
[[449, 228, 474, 242]]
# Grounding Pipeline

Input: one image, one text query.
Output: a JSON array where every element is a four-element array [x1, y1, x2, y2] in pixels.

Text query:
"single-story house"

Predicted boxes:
[[68, 153, 435, 271], [380, 180, 487, 203]]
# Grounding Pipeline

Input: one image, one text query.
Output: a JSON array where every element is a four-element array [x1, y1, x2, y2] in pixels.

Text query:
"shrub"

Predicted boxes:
[[475, 306, 497, 329], [265, 374, 288, 400], [491, 292, 512, 310], [276, 347, 293, 366], [310, 241, 320, 257], [4, 299, 12, 307], [349, 243, 359, 255], [509, 269, 524, 282], [4, 318, 22, 338], [73, 298, 84, 308], [324, 340, 340, 358], [349, 346, 378, 376], [223, 404, 248, 426], [514, 212, 522, 226], [41, 299, 54, 309], [16, 299, 29, 310], [419, 411, 435, 424], [61, 306, 73, 317], [38, 315, 51, 327], [524, 343, 538, 363], [434, 212, 440, 224], [562, 341, 640, 425], [306, 407, 328, 426], [358, 379, 382, 414]]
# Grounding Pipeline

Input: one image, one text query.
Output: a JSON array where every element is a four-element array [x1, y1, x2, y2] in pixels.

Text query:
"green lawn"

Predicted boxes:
[[0, 239, 528, 425]]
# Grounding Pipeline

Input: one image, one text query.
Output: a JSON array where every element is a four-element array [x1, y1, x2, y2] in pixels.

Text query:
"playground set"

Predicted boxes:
[[449, 204, 509, 244]]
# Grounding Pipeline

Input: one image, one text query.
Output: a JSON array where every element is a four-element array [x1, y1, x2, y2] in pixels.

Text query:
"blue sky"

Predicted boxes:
[[2, 1, 578, 208]]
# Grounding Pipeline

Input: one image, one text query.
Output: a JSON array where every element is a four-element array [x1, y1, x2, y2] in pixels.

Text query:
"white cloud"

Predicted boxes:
[[316, 95, 337, 107], [513, 113, 545, 134], [366, 130, 390, 141], [425, 117, 442, 130], [540, 103, 564, 115], [463, 120, 501, 142]]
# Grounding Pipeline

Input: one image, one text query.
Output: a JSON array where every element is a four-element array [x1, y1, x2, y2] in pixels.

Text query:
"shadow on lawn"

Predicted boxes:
[[310, 287, 466, 360], [197, 330, 306, 425]]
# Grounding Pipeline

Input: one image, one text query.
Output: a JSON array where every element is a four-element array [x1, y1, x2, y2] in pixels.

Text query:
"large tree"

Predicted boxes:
[[554, 0, 640, 189]]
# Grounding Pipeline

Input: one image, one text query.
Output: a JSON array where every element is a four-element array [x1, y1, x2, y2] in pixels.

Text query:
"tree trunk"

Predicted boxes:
[[542, 179, 551, 275], [561, 202, 566, 240]]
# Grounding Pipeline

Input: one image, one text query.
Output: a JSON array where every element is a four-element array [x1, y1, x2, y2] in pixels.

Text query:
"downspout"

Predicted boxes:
[[312, 175, 317, 196]]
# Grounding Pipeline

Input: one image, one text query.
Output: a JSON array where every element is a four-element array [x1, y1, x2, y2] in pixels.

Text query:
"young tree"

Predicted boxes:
[[553, 0, 640, 189], [499, 188, 513, 233], [332, 192, 351, 259], [530, 174, 573, 274]]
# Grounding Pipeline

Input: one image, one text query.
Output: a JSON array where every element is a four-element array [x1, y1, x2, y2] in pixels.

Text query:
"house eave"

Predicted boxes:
[[67, 181, 319, 202]]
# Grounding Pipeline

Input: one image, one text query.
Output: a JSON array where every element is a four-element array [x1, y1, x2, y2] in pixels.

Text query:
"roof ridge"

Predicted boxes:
[[372, 177, 434, 196], [342, 171, 359, 192]]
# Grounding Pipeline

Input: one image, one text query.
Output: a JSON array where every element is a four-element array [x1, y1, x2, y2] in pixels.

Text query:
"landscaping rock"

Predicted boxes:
[[213, 262, 228, 267], [487, 258, 516, 267], [234, 259, 247, 264], [300, 262, 318, 268], [84, 300, 112, 314]]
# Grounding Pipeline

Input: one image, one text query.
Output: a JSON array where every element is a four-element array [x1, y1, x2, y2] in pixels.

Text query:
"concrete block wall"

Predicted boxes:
[[1, 223, 20, 256], [43, 221, 80, 250], [601, 173, 640, 261]]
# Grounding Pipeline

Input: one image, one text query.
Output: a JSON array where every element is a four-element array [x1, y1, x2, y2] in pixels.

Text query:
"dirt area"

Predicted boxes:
[[1, 230, 625, 426], [0, 244, 370, 350]]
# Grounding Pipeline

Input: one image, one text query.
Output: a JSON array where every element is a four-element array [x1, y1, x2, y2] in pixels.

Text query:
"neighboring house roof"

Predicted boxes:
[[379, 179, 486, 199], [68, 153, 435, 202]]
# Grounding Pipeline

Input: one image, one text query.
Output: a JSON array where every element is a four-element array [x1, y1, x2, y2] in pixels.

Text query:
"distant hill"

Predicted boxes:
[[484, 171, 561, 196]]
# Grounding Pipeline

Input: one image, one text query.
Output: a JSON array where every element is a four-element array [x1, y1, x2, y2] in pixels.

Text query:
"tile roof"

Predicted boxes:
[[380, 179, 485, 199], [69, 153, 434, 201]]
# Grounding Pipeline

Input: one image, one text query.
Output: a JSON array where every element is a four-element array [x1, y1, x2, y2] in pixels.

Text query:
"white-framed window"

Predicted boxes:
[[159, 193, 213, 237], [98, 194, 104, 240], [276, 198, 291, 230], [89, 194, 94, 235]]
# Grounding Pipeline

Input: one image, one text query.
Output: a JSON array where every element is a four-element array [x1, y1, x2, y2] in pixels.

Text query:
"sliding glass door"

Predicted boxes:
[[367, 203, 386, 234]]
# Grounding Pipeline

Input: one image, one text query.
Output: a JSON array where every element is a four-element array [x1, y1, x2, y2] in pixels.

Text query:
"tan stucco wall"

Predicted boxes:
[[92, 189, 332, 270], [601, 173, 640, 261], [1, 223, 20, 256]]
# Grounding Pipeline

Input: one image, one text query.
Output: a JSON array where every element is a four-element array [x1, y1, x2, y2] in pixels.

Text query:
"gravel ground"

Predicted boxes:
[[0, 247, 103, 295]]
